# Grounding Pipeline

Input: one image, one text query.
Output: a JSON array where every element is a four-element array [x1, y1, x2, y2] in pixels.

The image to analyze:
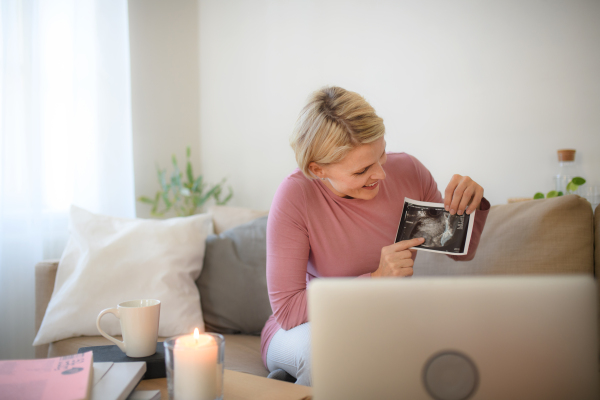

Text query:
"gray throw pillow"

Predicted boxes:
[[197, 216, 272, 335]]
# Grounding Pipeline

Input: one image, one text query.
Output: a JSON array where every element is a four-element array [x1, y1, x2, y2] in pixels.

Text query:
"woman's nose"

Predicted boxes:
[[371, 162, 386, 180]]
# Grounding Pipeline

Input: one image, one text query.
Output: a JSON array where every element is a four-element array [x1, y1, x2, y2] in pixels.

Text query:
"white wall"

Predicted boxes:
[[199, 0, 600, 209], [129, 0, 201, 218]]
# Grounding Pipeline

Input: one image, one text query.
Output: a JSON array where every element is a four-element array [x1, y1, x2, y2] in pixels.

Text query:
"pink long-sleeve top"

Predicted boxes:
[[260, 152, 490, 366]]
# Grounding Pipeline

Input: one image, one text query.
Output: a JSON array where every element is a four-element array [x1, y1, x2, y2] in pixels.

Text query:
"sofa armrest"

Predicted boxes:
[[34, 259, 59, 358], [595, 204, 599, 278]]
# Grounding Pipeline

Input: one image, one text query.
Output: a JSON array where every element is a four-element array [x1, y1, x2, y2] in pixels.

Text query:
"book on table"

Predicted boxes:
[[126, 389, 161, 400], [0, 351, 149, 400], [0, 351, 94, 400], [78, 342, 165, 379], [90, 361, 147, 400]]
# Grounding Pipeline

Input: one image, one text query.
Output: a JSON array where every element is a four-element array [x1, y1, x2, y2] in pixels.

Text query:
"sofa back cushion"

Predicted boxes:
[[208, 205, 269, 235], [197, 216, 272, 335], [414, 195, 594, 276]]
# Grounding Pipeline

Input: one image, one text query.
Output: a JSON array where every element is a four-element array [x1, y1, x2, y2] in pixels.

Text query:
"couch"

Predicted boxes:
[[34, 195, 600, 379]]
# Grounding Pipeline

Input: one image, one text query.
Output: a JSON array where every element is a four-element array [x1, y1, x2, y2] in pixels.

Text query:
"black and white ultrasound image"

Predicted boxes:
[[395, 202, 470, 254]]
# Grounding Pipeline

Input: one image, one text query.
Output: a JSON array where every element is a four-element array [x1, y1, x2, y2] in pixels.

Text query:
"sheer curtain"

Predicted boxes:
[[0, 0, 135, 359]]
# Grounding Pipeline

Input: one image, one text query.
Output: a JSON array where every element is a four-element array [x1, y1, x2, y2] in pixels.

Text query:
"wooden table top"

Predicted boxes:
[[136, 369, 312, 400]]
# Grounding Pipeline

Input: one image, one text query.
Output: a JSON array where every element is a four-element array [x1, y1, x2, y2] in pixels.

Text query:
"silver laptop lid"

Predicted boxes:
[[308, 276, 598, 400]]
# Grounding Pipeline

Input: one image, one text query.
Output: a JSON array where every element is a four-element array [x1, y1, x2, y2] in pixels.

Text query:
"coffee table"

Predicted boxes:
[[136, 369, 312, 400]]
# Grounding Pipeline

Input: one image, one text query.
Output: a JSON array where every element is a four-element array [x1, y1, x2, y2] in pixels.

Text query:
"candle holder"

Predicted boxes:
[[164, 332, 225, 400]]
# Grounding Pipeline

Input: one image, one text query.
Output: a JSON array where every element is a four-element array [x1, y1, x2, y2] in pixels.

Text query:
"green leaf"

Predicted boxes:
[[191, 193, 201, 207], [216, 187, 233, 205], [572, 177, 586, 186], [151, 192, 161, 214], [192, 176, 203, 193], [186, 146, 191, 159], [199, 184, 221, 206], [171, 172, 182, 190], [157, 168, 169, 191], [138, 196, 155, 204], [162, 191, 172, 208], [533, 192, 545, 200], [566, 181, 578, 192], [186, 161, 194, 185], [546, 191, 558, 198], [557, 191, 563, 196], [170, 155, 183, 193]]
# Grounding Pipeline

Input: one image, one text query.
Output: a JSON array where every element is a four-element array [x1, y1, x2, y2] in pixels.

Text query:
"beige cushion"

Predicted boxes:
[[48, 334, 268, 377], [208, 205, 268, 235], [414, 195, 595, 276]]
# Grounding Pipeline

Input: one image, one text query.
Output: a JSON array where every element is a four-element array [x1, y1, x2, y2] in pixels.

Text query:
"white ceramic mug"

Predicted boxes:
[[96, 299, 161, 357]]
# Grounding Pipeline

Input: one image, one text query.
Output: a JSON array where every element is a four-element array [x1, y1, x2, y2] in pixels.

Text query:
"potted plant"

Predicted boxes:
[[533, 177, 586, 200], [138, 147, 233, 217]]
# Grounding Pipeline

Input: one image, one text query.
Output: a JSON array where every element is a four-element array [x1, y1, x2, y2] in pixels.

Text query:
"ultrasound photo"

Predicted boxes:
[[395, 198, 476, 255]]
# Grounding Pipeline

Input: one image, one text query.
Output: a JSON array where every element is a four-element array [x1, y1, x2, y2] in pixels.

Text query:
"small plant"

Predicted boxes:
[[534, 177, 586, 200], [138, 147, 233, 217]]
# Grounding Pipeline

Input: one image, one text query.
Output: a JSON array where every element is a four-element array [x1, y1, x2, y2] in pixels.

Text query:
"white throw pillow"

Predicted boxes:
[[33, 206, 213, 346]]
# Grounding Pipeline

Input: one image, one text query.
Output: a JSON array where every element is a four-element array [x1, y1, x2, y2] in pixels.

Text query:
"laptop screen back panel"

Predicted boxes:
[[308, 276, 598, 400]]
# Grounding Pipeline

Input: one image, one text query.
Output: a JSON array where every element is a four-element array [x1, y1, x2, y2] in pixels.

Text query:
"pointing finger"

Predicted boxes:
[[393, 237, 425, 251]]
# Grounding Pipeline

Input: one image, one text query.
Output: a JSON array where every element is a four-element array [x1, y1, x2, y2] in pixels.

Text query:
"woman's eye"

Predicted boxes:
[[355, 168, 368, 176]]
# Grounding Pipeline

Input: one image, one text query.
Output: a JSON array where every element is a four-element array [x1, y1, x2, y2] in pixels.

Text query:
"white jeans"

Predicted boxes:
[[265, 322, 312, 386]]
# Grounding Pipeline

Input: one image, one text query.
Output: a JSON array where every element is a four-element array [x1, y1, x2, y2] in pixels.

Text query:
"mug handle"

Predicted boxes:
[[96, 308, 126, 353]]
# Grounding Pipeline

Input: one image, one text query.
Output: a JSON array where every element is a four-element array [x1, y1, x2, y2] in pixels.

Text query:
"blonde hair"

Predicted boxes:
[[290, 86, 385, 179]]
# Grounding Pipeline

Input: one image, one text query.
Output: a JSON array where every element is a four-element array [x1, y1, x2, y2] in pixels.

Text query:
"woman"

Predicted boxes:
[[260, 86, 489, 386]]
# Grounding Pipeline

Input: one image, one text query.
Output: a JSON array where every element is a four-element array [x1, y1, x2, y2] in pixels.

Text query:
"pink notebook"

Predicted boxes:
[[0, 351, 93, 400]]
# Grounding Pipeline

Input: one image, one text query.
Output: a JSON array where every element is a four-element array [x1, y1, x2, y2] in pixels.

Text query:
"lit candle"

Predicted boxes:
[[174, 328, 218, 400]]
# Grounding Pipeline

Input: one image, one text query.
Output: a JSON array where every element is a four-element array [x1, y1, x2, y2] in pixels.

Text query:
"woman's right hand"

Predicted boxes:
[[371, 237, 425, 278]]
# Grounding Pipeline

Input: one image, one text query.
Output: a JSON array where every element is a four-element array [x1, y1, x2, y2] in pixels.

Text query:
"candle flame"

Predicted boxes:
[[193, 328, 200, 339]]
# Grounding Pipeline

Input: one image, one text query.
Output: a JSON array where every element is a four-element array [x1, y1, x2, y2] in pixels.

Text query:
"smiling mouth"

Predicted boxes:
[[363, 181, 378, 189]]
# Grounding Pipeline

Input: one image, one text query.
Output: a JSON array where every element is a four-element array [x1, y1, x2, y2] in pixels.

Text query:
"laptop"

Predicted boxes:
[[308, 276, 598, 400]]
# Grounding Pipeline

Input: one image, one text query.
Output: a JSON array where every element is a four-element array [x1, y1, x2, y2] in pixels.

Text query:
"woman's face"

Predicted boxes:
[[310, 137, 387, 200]]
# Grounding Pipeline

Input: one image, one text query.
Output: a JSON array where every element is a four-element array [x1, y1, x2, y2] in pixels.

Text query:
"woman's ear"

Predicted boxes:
[[308, 162, 324, 180]]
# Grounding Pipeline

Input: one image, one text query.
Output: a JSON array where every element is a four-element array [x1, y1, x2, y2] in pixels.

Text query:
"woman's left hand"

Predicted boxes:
[[444, 175, 484, 216]]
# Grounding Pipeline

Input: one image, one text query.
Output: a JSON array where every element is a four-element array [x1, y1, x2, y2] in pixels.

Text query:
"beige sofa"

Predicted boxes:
[[34, 196, 599, 379]]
